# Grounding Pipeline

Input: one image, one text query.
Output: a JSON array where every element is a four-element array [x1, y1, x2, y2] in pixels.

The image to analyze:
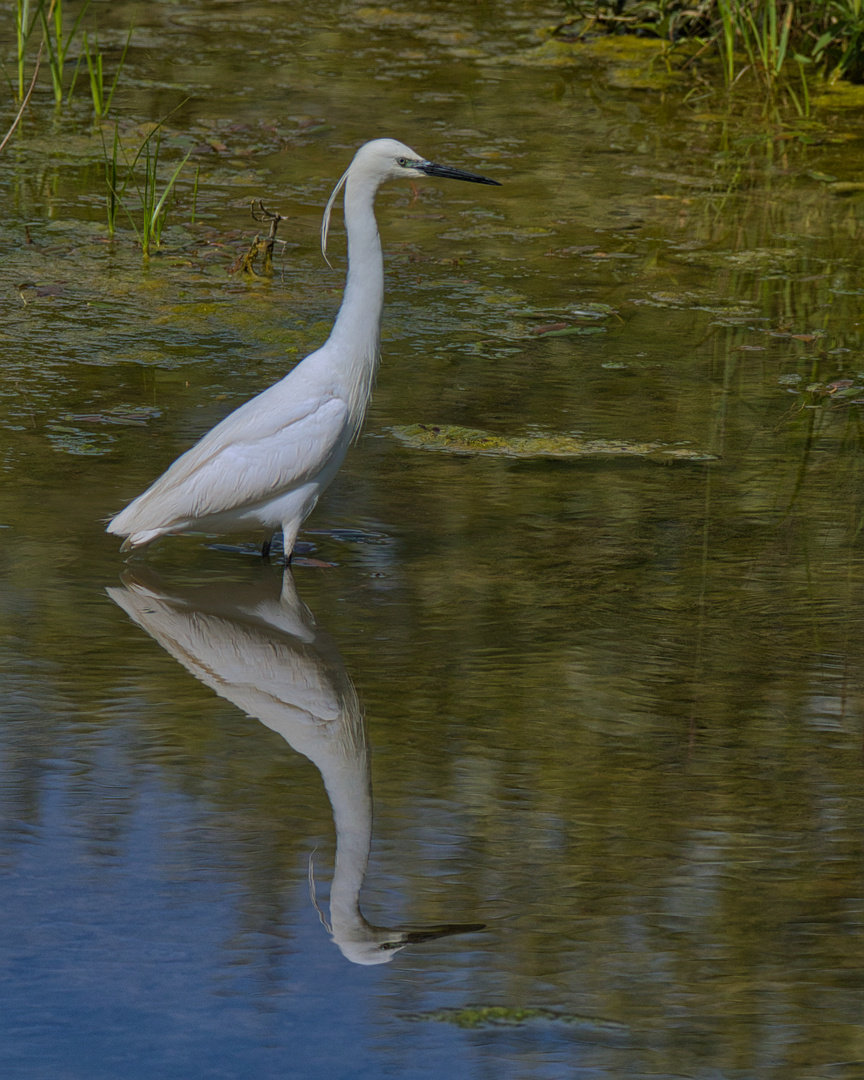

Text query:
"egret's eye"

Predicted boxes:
[[396, 157, 408, 167]]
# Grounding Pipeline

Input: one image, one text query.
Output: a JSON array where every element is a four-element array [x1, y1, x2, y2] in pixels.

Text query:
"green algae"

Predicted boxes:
[[390, 424, 718, 462], [813, 80, 864, 108], [505, 33, 681, 91], [400, 1005, 628, 1033]]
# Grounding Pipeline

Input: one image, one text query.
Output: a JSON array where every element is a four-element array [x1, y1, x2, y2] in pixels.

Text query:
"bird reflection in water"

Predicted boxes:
[[107, 569, 484, 965]]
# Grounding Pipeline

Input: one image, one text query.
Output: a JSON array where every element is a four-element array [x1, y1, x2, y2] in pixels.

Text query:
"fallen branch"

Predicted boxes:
[[228, 199, 285, 276]]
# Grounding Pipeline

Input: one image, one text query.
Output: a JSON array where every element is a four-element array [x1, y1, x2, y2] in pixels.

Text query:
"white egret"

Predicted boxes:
[[107, 138, 501, 558]]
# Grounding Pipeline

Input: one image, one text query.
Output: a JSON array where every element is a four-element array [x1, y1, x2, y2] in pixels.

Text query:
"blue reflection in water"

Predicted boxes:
[[0, 570, 489, 1080]]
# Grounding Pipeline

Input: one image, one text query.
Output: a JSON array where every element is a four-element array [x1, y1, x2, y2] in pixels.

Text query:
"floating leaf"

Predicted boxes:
[[391, 425, 717, 463]]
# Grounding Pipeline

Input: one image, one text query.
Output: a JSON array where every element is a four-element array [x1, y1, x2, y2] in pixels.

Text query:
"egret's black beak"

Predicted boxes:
[[416, 161, 501, 186]]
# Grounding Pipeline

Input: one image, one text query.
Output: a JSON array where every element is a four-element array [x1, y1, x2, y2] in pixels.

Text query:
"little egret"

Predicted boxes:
[[107, 137, 501, 557]]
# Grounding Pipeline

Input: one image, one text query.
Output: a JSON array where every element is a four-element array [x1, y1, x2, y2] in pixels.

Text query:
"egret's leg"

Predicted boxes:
[[281, 523, 298, 567]]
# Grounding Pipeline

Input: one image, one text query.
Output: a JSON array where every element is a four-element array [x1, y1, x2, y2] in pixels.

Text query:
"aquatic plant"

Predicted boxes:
[[102, 122, 121, 235], [102, 118, 192, 255], [557, 0, 864, 85], [82, 26, 131, 117], [401, 1005, 629, 1034], [555, 0, 717, 43], [14, 0, 39, 100], [11, 0, 132, 114], [38, 0, 91, 105], [807, 0, 864, 81], [390, 424, 718, 462], [716, 0, 792, 84], [134, 128, 192, 256], [79, 27, 130, 118]]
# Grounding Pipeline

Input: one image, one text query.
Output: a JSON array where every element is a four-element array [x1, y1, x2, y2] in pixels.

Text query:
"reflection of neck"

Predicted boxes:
[[247, 598, 373, 941], [107, 569, 375, 941], [317, 740, 373, 942]]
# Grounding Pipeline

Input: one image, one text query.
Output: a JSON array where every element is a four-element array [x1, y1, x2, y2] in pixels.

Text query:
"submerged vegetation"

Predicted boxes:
[[391, 424, 718, 462], [37, 0, 90, 105], [82, 25, 131, 118], [402, 1006, 629, 1032]]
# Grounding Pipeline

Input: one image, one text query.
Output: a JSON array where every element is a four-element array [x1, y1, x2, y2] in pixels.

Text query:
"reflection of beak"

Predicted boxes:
[[380, 922, 487, 949], [333, 921, 487, 966]]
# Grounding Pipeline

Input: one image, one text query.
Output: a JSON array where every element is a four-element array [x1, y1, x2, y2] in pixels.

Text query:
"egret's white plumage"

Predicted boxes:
[[107, 137, 500, 556]]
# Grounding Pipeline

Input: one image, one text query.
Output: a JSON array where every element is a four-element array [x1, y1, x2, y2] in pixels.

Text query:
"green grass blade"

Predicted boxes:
[[83, 32, 103, 114], [151, 144, 192, 224], [717, 0, 737, 84], [103, 24, 133, 116], [190, 164, 199, 225], [776, 2, 793, 75], [38, 4, 63, 104], [62, 0, 92, 61], [66, 49, 83, 105]]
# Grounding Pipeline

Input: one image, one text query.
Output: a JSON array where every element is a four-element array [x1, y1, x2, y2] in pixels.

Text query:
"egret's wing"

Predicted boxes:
[[110, 393, 349, 533]]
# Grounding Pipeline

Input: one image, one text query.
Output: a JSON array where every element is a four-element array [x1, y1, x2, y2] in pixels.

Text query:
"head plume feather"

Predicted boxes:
[[320, 164, 350, 269]]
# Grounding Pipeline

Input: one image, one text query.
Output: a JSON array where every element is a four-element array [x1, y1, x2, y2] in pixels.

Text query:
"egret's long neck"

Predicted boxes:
[[327, 172, 384, 373]]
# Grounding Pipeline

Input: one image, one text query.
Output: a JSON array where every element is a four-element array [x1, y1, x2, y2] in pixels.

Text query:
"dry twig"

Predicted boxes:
[[0, 44, 43, 156]]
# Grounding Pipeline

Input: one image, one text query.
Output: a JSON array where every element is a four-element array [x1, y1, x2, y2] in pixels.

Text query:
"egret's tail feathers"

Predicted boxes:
[[108, 521, 166, 552]]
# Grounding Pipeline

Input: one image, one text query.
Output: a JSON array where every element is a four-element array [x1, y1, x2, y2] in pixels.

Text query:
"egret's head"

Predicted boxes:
[[351, 137, 501, 187], [321, 137, 500, 263]]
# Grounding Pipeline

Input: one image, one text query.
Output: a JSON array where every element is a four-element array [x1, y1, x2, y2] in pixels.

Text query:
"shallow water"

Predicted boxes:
[[2, 2, 864, 1078]]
